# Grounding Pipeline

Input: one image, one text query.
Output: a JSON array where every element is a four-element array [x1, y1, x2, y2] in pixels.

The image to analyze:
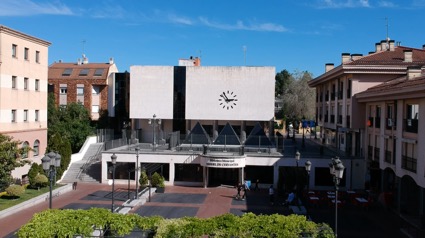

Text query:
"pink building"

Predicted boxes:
[[0, 25, 51, 183]]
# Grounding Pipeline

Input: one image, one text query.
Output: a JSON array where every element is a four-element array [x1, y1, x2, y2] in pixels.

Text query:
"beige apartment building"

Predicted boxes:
[[48, 56, 118, 120], [309, 40, 425, 220], [356, 67, 425, 217], [0, 25, 51, 182]]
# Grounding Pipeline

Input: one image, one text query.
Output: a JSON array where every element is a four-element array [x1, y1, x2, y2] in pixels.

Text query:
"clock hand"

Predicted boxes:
[[222, 92, 228, 100]]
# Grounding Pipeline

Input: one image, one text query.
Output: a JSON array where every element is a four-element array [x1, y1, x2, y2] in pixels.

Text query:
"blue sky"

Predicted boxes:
[[1, 0, 424, 77]]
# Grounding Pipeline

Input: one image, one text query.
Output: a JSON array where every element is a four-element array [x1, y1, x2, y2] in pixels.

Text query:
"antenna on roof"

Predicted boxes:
[[81, 39, 86, 55], [385, 17, 390, 42]]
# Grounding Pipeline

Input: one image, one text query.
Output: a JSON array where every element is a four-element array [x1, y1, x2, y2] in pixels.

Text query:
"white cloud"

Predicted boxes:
[[168, 14, 193, 25], [316, 0, 371, 8], [378, 1, 397, 7], [0, 0, 72, 16], [198, 17, 287, 32]]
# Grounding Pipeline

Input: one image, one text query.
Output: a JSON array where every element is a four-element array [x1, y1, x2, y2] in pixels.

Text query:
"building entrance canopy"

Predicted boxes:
[[200, 154, 246, 168]]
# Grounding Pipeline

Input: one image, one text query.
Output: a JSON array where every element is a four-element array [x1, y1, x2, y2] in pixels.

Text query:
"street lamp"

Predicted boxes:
[[41, 152, 61, 209], [110, 153, 117, 213], [135, 147, 139, 199], [302, 118, 306, 148], [305, 160, 312, 191], [295, 151, 300, 204], [148, 114, 161, 151], [329, 157, 345, 238]]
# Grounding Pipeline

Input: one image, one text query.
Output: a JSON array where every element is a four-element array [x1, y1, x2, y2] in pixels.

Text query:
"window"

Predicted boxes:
[[24, 110, 28, 122], [12, 76, 17, 89], [92, 85, 100, 95], [22, 141, 29, 158], [92, 105, 99, 113], [24, 77, 28, 90], [35, 110, 39, 121], [35, 79, 39, 91], [35, 51, 40, 63], [77, 86, 84, 95], [12, 44, 17, 57], [94, 69, 104, 76], [33, 140, 40, 156], [60, 87, 67, 94], [11, 110, 16, 122], [62, 68, 73, 76], [79, 69, 89, 76], [24, 47, 29, 60]]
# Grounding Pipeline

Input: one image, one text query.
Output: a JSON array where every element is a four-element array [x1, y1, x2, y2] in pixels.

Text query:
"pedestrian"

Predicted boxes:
[[254, 179, 259, 191], [283, 190, 295, 206], [72, 181, 77, 190], [236, 183, 242, 199], [242, 182, 249, 200], [269, 185, 274, 205]]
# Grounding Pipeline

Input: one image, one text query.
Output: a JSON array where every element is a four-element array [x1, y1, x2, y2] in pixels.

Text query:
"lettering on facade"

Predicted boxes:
[[201, 157, 245, 168]]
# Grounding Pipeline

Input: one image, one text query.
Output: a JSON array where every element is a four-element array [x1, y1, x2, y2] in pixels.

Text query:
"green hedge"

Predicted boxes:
[[17, 208, 334, 237]]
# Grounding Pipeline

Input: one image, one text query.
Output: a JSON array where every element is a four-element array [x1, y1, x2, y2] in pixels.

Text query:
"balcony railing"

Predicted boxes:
[[384, 150, 392, 164], [374, 147, 380, 160], [402, 155, 417, 173], [337, 115, 342, 124], [375, 117, 381, 128], [404, 119, 418, 133], [368, 145, 373, 160]]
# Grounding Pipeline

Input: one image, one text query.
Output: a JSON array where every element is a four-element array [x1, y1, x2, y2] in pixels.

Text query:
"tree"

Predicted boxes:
[[278, 70, 316, 121], [48, 93, 94, 153], [46, 132, 72, 182], [275, 69, 292, 97], [0, 134, 31, 191]]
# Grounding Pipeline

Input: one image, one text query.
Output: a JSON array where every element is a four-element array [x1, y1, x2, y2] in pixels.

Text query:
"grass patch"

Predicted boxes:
[[0, 186, 61, 211]]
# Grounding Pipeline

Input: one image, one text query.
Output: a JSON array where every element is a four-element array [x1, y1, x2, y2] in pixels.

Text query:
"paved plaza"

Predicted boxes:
[[0, 182, 406, 238]]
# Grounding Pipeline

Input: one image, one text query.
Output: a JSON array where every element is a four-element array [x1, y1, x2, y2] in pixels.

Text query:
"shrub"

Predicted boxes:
[[150, 172, 165, 188], [139, 170, 149, 187], [34, 174, 49, 188], [28, 163, 44, 188], [5, 184, 25, 197]]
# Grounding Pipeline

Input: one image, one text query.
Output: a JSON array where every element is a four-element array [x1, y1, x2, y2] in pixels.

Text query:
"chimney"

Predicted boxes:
[[109, 57, 114, 64], [194, 57, 201, 66], [77, 58, 82, 65], [325, 63, 334, 72], [342, 53, 351, 64], [351, 54, 363, 61], [375, 43, 382, 52], [82, 54, 88, 64], [404, 50, 413, 62], [423, 44, 425, 50], [381, 40, 389, 51], [407, 66, 421, 79], [389, 40, 395, 51]]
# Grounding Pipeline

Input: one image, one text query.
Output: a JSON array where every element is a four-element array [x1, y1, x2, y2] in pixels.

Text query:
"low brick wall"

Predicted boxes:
[[0, 183, 72, 219]]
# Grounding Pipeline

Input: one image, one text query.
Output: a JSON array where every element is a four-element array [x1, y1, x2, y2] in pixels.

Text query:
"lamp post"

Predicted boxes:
[[295, 151, 300, 204], [135, 147, 139, 199], [148, 114, 161, 151], [305, 160, 312, 191], [329, 157, 345, 238], [302, 117, 306, 148], [110, 153, 117, 213], [41, 152, 61, 209]]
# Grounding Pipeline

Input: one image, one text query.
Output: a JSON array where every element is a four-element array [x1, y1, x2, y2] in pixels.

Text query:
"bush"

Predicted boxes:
[[139, 170, 149, 187], [5, 184, 25, 197], [150, 172, 165, 188], [28, 163, 44, 188], [34, 174, 49, 188]]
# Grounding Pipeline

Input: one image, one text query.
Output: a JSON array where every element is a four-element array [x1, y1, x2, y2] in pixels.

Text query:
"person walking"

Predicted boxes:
[[236, 183, 242, 200], [269, 185, 275, 205], [254, 179, 259, 191]]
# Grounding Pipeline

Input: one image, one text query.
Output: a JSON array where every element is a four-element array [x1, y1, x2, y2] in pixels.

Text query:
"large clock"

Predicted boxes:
[[218, 90, 238, 110]]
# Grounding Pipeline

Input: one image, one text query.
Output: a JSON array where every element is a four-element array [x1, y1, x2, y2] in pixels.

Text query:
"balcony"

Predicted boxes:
[[338, 91, 343, 100], [384, 150, 392, 164], [404, 119, 418, 133], [402, 155, 417, 173], [386, 118, 396, 130], [368, 145, 373, 160], [330, 115, 335, 123], [337, 115, 342, 124], [374, 147, 380, 160], [331, 92, 335, 100], [346, 116, 351, 128], [347, 89, 351, 98], [324, 114, 328, 123], [325, 94, 329, 101], [375, 117, 381, 128], [320, 93, 323, 102], [368, 117, 374, 127]]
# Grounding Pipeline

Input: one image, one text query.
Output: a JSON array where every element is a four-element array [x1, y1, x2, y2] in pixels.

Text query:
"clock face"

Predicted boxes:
[[218, 90, 238, 110]]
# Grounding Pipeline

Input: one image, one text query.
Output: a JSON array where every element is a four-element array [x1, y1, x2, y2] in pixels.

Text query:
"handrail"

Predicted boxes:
[[76, 145, 104, 180]]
